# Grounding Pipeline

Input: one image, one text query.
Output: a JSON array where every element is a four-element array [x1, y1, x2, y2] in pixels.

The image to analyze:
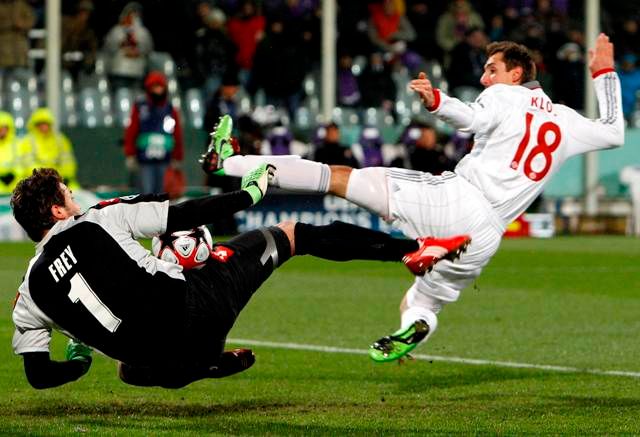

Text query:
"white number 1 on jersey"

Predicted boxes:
[[68, 272, 122, 333]]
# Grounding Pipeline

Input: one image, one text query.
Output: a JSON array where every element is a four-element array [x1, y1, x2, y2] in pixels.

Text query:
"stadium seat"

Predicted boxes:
[[78, 73, 110, 94], [168, 78, 181, 111], [294, 106, 313, 129], [332, 107, 360, 127], [113, 87, 133, 127], [363, 107, 394, 128], [94, 51, 108, 76], [148, 51, 176, 78], [303, 74, 316, 96], [351, 55, 367, 76], [184, 88, 204, 129], [79, 88, 112, 127], [61, 70, 74, 94], [453, 86, 481, 102], [6, 82, 30, 130], [59, 90, 78, 127]]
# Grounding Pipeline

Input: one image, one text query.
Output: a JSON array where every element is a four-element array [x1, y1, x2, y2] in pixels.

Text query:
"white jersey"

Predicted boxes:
[[430, 71, 624, 225]]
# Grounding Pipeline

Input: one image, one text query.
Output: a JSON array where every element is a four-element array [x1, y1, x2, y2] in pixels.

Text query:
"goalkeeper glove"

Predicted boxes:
[[241, 163, 276, 205], [65, 339, 93, 375]]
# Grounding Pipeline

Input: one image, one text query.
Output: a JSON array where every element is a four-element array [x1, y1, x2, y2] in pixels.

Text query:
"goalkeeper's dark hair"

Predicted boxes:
[[11, 168, 65, 242], [486, 41, 537, 84]]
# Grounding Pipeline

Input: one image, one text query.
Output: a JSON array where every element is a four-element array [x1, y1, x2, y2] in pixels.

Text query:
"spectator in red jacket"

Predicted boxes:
[[226, 0, 265, 85], [124, 71, 184, 194]]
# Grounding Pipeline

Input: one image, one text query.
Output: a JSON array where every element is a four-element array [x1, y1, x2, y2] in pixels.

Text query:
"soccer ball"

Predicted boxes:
[[152, 226, 213, 270]]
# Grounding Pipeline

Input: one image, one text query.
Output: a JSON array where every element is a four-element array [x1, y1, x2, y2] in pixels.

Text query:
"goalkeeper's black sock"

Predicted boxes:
[[294, 221, 418, 262]]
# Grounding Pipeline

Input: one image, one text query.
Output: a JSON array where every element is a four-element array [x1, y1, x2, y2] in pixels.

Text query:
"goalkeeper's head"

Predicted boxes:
[[11, 168, 81, 242]]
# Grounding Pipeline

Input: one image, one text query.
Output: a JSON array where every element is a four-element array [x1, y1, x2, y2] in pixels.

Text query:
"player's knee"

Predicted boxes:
[[345, 167, 389, 218], [276, 221, 296, 256], [329, 166, 353, 197]]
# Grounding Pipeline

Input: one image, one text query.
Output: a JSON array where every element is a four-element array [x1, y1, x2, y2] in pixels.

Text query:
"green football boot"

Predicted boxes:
[[369, 319, 430, 363], [200, 114, 237, 176]]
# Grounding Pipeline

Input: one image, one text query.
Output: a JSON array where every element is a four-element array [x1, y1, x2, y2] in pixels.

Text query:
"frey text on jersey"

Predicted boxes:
[[48, 245, 78, 283]]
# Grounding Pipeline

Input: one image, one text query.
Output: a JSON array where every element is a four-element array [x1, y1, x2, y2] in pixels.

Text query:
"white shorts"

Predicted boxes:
[[385, 168, 505, 305]]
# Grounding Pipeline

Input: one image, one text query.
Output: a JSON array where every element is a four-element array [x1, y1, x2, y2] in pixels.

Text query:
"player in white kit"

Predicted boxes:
[[202, 34, 624, 362]]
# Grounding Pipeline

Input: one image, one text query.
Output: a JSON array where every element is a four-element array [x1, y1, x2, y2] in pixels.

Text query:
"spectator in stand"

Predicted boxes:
[[103, 2, 154, 91], [554, 28, 585, 110], [124, 71, 184, 194], [447, 27, 488, 93], [0, 0, 35, 81], [0, 111, 22, 194], [193, 6, 236, 101], [435, 0, 484, 67], [262, 123, 293, 156], [337, 53, 361, 108], [236, 114, 263, 155], [261, 123, 310, 157], [280, 0, 321, 68], [351, 126, 385, 168], [618, 53, 640, 123], [202, 68, 243, 234], [367, 0, 416, 56], [336, 1, 371, 59], [312, 122, 359, 167], [401, 121, 454, 175], [487, 14, 505, 42], [358, 52, 396, 114], [248, 14, 308, 119], [612, 17, 640, 61], [18, 108, 79, 189], [406, 0, 444, 63], [226, 0, 265, 85], [203, 68, 241, 144], [61, 0, 98, 82]]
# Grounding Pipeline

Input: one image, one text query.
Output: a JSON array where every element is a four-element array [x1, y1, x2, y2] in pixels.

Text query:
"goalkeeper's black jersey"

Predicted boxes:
[[12, 194, 189, 366]]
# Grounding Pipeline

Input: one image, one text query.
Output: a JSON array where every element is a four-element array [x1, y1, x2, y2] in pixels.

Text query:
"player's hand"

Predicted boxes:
[[241, 163, 276, 205], [65, 339, 93, 375], [409, 72, 436, 109], [588, 33, 614, 76], [125, 156, 138, 172]]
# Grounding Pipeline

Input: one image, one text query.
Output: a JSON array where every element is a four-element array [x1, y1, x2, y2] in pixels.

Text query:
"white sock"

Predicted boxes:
[[400, 307, 438, 344], [223, 155, 330, 193]]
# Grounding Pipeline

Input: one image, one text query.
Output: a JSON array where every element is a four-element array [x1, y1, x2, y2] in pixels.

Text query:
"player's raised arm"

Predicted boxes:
[[409, 72, 436, 109], [567, 33, 624, 155], [588, 32, 614, 76], [410, 71, 490, 132]]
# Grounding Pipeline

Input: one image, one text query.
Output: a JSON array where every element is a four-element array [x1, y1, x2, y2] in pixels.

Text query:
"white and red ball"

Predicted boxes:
[[152, 226, 213, 270]]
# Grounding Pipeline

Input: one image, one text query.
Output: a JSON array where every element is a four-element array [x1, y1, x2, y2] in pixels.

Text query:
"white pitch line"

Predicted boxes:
[[228, 338, 640, 379]]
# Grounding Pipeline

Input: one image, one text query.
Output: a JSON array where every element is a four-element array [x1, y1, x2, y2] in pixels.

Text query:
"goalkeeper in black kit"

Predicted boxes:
[[10, 164, 468, 389]]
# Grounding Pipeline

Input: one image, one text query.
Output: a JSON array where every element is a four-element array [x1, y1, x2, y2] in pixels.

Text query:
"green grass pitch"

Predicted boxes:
[[1, 236, 639, 435]]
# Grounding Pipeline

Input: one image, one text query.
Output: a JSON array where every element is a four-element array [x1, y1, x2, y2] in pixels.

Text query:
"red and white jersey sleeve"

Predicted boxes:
[[428, 71, 624, 225]]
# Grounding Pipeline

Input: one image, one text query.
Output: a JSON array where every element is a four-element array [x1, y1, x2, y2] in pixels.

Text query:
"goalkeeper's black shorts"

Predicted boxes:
[[182, 226, 292, 365]]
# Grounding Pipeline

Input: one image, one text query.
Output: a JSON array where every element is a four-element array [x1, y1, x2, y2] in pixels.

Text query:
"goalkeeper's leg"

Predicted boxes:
[[117, 348, 256, 388]]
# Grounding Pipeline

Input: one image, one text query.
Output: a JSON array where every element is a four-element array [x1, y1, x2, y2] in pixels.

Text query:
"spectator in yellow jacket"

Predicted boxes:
[[18, 108, 79, 189], [0, 111, 23, 194]]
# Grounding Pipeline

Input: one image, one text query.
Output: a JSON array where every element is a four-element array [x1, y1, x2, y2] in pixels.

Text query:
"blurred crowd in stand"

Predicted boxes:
[[1, 0, 640, 198]]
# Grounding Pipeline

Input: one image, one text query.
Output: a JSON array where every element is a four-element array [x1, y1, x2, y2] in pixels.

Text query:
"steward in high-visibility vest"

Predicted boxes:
[[18, 108, 80, 189], [0, 111, 23, 194]]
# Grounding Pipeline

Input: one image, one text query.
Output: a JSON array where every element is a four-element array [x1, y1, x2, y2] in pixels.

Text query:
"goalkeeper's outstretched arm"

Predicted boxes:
[[166, 164, 274, 233], [21, 340, 92, 389]]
